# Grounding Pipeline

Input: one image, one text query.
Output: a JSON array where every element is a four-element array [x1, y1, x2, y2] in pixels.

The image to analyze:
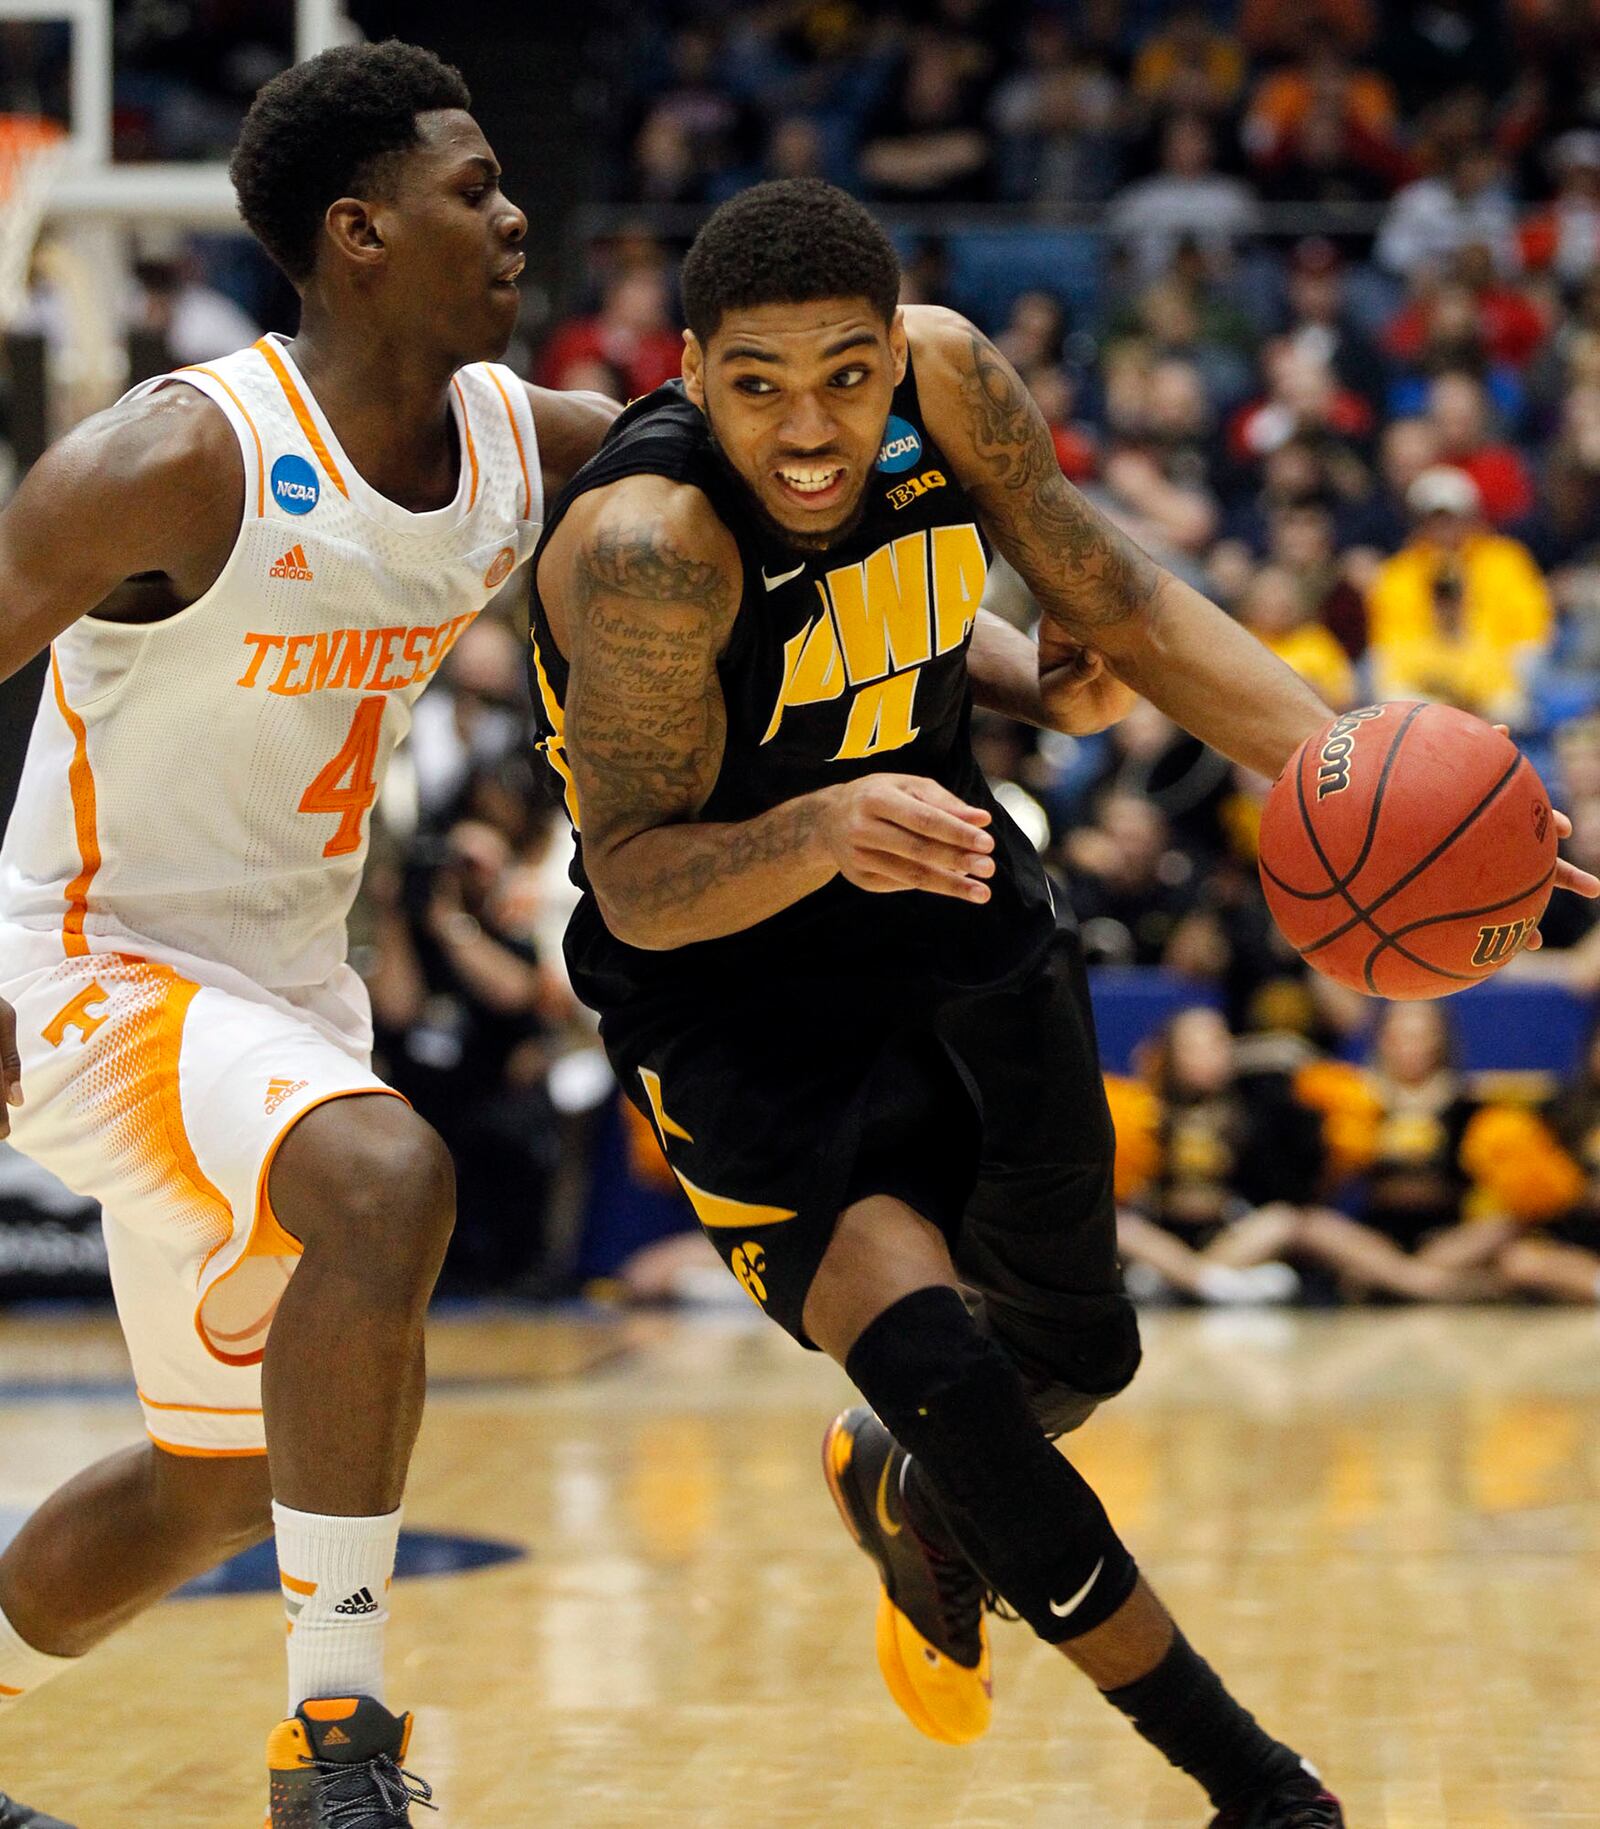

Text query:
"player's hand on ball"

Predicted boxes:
[[1037, 628, 1137, 735], [819, 775, 995, 902], [0, 996, 21, 1140], [1489, 730, 1600, 950]]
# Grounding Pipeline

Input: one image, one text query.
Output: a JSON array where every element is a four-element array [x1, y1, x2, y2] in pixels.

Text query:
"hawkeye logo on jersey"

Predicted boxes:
[[875, 416, 923, 474], [270, 453, 320, 516], [762, 523, 986, 760], [269, 544, 314, 582]]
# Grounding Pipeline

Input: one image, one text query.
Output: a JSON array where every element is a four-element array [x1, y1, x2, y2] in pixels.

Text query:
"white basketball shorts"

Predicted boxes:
[[0, 928, 403, 1454]]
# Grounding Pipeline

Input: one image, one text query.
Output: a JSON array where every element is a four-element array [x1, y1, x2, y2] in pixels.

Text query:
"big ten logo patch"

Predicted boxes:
[[42, 982, 110, 1048], [885, 468, 946, 512], [761, 523, 986, 761], [729, 1241, 768, 1306], [1315, 705, 1385, 800]]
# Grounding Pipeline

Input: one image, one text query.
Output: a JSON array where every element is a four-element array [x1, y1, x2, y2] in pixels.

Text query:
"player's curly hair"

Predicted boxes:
[[680, 180, 901, 345], [230, 41, 471, 283]]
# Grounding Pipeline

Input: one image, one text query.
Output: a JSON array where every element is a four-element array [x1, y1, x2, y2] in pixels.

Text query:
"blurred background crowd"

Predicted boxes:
[[6, 0, 1600, 1314]]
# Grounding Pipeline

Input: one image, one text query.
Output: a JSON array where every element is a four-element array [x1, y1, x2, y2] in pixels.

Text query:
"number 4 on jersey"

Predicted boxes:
[[300, 695, 384, 858]]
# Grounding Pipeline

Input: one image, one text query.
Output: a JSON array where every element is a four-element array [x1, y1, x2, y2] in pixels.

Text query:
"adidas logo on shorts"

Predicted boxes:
[[269, 543, 314, 582], [265, 1077, 309, 1115], [333, 1587, 379, 1617]]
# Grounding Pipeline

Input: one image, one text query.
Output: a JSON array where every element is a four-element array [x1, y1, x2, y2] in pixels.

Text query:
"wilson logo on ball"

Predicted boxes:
[[1471, 920, 1529, 968], [1315, 706, 1385, 800]]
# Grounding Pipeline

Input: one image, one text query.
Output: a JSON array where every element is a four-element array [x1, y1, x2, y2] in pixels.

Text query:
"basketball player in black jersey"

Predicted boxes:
[[527, 182, 1579, 1824]]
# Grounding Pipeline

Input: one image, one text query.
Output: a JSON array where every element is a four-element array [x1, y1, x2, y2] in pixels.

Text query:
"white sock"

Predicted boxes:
[[274, 1500, 402, 1713], [0, 1602, 78, 1706]]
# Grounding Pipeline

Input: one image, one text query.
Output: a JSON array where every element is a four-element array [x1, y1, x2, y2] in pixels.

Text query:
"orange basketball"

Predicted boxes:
[[1258, 701, 1558, 1000]]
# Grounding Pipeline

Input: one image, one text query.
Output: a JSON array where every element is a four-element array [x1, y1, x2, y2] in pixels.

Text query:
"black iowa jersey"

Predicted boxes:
[[527, 356, 1057, 1013]]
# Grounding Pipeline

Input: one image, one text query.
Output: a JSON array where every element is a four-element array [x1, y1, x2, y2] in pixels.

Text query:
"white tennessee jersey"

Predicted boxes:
[[0, 334, 543, 1005]]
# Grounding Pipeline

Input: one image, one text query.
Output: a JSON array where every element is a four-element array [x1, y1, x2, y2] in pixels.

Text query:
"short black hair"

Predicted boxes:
[[679, 179, 901, 346], [230, 40, 472, 284]]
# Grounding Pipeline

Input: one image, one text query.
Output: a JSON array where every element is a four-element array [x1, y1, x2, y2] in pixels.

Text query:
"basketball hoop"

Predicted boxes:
[[0, 115, 67, 332]]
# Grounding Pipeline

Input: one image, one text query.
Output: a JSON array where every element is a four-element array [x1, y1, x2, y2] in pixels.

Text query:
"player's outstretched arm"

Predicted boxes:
[[546, 477, 995, 950], [0, 387, 242, 686], [913, 307, 1329, 780]]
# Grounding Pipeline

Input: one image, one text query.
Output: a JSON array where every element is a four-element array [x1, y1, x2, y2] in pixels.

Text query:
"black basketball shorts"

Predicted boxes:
[[603, 929, 1140, 1399]]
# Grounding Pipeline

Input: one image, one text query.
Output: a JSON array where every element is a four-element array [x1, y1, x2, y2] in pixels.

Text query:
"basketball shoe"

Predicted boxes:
[[0, 1794, 74, 1828], [822, 1405, 993, 1745], [1207, 1766, 1344, 1828], [267, 1696, 433, 1826]]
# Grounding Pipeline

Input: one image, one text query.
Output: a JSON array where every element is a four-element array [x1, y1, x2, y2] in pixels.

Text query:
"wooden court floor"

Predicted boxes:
[[0, 1304, 1598, 1827]]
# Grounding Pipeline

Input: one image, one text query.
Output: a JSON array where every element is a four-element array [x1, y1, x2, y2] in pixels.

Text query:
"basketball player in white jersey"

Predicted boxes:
[[0, 42, 615, 1827]]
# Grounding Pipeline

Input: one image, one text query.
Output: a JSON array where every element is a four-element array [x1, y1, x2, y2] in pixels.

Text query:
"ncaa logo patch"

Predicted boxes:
[[271, 453, 320, 516], [876, 416, 923, 474]]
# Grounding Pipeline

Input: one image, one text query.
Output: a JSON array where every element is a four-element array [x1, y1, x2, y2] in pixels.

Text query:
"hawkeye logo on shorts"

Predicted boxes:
[[876, 416, 923, 474], [730, 1241, 768, 1307], [271, 453, 321, 516]]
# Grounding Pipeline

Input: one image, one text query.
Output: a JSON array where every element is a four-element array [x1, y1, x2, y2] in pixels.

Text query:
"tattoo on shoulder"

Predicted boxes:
[[566, 522, 737, 839], [956, 330, 1160, 633]]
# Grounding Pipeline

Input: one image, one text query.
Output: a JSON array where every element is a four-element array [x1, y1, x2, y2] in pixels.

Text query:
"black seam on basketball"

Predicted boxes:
[[1265, 704, 1426, 902], [1294, 750, 1525, 956], [1361, 936, 1479, 995], [1355, 858, 1553, 994], [1377, 862, 1556, 943], [1344, 701, 1429, 898]]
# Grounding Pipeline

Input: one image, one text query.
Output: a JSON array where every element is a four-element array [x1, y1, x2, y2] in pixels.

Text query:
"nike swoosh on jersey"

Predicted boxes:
[[761, 563, 806, 591], [1048, 1557, 1104, 1618]]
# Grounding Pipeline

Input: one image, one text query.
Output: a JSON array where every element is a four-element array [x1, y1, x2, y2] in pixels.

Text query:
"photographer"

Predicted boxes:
[[366, 817, 574, 1288]]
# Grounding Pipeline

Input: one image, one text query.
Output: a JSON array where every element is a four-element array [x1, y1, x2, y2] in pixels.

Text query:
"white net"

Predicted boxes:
[[0, 115, 68, 332]]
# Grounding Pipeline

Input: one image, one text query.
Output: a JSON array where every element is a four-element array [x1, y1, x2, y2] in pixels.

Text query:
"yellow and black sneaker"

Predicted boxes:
[[0, 1792, 74, 1828], [267, 1696, 434, 1827], [822, 1405, 994, 1745]]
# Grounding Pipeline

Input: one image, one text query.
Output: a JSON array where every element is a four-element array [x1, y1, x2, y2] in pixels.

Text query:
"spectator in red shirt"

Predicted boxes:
[[1427, 369, 1536, 524], [536, 267, 683, 402], [1228, 339, 1374, 468], [1385, 248, 1548, 372]]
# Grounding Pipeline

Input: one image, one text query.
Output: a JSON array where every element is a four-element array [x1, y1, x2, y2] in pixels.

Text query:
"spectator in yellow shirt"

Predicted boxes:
[[1365, 465, 1552, 724], [1237, 562, 1356, 709]]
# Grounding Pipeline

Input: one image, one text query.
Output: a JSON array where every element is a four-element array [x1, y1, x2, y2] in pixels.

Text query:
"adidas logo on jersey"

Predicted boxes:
[[265, 1077, 309, 1115], [333, 1587, 379, 1617], [269, 544, 314, 582]]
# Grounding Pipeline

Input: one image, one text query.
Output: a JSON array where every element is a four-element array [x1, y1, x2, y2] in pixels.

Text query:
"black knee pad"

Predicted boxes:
[[968, 1289, 1142, 1438], [846, 1286, 1139, 1643]]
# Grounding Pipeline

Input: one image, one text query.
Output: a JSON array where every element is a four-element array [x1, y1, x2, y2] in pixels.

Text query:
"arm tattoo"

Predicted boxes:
[[566, 524, 735, 846], [620, 796, 821, 918], [957, 330, 1161, 635]]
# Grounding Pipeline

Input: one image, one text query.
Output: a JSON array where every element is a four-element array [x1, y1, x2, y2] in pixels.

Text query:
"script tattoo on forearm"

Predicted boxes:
[[622, 796, 823, 919], [957, 330, 1161, 634]]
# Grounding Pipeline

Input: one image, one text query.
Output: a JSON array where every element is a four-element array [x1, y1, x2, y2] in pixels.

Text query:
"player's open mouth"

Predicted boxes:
[[774, 465, 847, 510], [493, 256, 525, 289]]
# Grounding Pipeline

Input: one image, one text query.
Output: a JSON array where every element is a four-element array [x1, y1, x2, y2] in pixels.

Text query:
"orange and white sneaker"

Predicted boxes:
[[822, 1405, 994, 1745], [266, 1696, 434, 1827]]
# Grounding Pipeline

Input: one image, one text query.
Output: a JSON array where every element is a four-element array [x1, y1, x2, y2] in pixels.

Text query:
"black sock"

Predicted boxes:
[[1102, 1633, 1306, 1809]]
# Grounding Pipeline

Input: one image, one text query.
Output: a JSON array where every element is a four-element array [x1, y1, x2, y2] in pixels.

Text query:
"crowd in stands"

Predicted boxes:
[[9, 2, 1600, 1310]]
